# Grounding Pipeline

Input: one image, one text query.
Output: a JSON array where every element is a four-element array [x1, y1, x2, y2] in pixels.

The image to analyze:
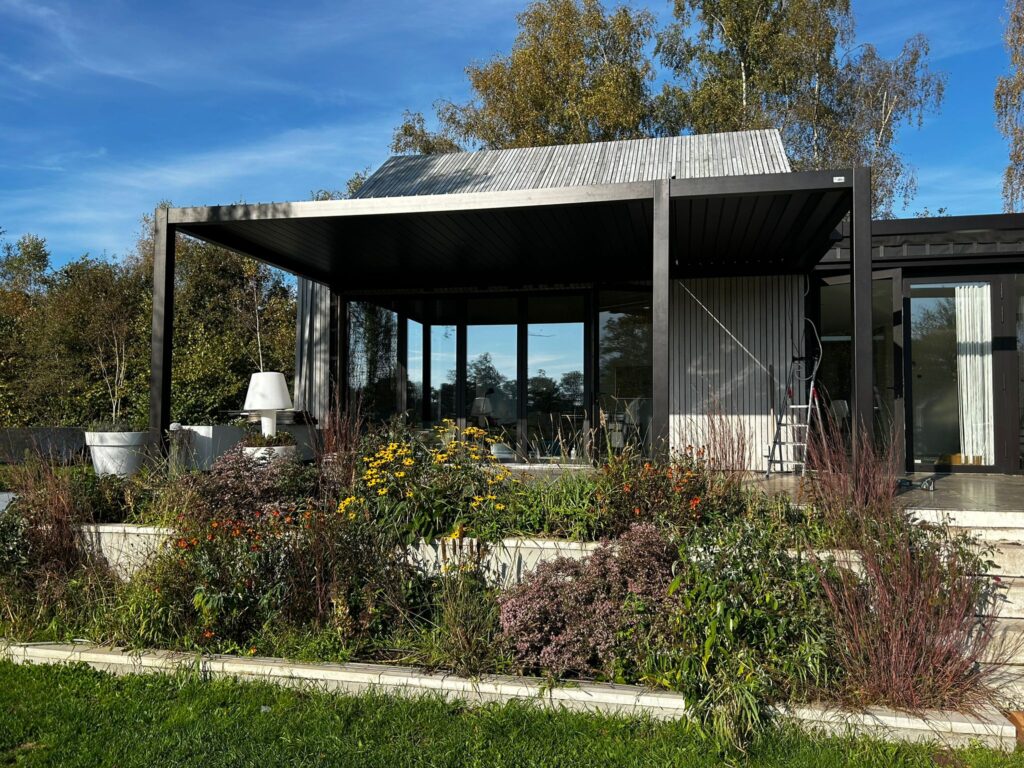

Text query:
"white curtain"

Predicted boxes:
[[955, 284, 994, 465]]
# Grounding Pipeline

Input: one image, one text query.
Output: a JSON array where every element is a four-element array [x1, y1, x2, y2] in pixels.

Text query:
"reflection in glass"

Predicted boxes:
[[909, 282, 994, 466], [528, 296, 585, 460], [348, 301, 397, 421], [462, 299, 519, 452], [598, 291, 652, 453], [430, 325, 457, 424], [465, 325, 518, 443], [407, 318, 424, 426], [816, 280, 896, 439]]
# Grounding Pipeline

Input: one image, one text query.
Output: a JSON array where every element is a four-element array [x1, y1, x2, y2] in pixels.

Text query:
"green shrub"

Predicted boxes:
[[402, 557, 506, 676], [473, 470, 600, 540], [645, 518, 832, 752]]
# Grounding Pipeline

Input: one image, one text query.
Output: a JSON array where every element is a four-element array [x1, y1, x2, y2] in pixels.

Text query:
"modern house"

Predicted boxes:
[[149, 129, 1024, 474]]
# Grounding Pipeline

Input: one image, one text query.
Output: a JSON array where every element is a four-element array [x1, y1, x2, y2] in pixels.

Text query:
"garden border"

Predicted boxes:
[[1, 641, 1017, 751]]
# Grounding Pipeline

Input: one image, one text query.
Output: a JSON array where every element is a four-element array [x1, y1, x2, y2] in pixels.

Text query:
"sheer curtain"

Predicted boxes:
[[955, 284, 994, 465]]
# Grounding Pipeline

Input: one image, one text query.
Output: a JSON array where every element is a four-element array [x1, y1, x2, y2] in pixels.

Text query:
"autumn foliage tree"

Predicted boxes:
[[395, 0, 946, 217], [392, 0, 657, 154]]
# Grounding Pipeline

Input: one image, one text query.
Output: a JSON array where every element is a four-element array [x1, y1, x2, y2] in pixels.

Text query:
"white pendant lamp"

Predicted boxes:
[[243, 372, 293, 436]]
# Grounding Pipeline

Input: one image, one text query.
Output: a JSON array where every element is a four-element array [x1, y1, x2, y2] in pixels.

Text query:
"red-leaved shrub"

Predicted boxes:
[[807, 417, 1007, 711], [498, 523, 677, 678]]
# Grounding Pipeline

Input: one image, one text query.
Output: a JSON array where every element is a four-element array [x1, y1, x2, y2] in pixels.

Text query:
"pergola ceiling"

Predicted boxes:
[[172, 174, 852, 293]]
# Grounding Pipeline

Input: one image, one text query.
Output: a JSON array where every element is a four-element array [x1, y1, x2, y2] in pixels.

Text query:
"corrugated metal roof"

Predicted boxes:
[[354, 130, 791, 199]]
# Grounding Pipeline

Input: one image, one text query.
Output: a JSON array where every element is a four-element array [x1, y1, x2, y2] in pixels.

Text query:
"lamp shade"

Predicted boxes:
[[243, 372, 293, 412]]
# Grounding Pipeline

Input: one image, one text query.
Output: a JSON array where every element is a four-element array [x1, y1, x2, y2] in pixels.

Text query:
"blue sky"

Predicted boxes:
[[0, 0, 1011, 265]]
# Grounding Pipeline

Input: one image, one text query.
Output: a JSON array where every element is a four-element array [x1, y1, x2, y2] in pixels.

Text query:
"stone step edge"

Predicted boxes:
[[0, 641, 1016, 751]]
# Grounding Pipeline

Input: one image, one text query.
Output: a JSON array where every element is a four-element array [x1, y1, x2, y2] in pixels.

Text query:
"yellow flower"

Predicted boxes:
[[406, 490, 414, 498], [395, 471, 406, 478], [402, 457, 415, 466], [495, 503, 506, 511], [377, 487, 389, 496]]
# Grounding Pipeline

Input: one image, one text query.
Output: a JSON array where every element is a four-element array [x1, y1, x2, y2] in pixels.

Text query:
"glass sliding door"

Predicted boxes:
[[816, 275, 899, 441], [527, 296, 585, 460], [1018, 276, 1024, 469], [908, 281, 995, 468]]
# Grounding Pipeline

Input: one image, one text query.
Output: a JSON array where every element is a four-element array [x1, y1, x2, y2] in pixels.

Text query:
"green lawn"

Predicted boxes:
[[0, 660, 1019, 768]]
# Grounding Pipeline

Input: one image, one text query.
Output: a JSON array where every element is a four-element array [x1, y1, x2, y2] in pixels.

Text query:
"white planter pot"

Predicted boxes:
[[242, 445, 298, 463], [179, 425, 245, 470], [84, 431, 157, 477]]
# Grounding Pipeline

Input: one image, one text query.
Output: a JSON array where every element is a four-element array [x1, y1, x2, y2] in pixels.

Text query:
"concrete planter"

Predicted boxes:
[[0, 427, 85, 463], [79, 524, 167, 579], [178, 425, 244, 470], [84, 431, 157, 477]]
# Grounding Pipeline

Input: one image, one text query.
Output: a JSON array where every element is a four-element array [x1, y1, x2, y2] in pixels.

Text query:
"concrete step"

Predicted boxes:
[[987, 542, 1024, 578], [911, 508, 1024, 535]]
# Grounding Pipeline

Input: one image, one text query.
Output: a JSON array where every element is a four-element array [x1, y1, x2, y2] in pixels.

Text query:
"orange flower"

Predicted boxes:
[[623, 483, 632, 493], [284, 515, 293, 524], [202, 629, 214, 639], [633, 507, 641, 516], [689, 497, 701, 511], [211, 521, 219, 529], [176, 538, 188, 549]]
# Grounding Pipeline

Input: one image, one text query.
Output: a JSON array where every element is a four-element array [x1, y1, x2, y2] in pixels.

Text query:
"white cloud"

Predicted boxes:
[[0, 118, 395, 260]]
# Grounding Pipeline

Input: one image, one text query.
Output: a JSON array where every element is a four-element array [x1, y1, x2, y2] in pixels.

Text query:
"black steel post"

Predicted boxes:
[[149, 207, 175, 436], [851, 167, 874, 450]]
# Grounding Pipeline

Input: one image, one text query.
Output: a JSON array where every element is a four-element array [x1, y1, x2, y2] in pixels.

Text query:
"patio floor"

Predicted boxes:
[[749, 473, 1024, 514]]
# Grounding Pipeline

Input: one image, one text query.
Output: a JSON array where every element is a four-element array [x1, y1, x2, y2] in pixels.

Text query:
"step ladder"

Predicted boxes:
[[765, 351, 822, 478]]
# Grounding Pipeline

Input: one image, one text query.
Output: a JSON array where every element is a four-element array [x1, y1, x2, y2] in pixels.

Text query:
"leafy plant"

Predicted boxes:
[[401, 554, 505, 676], [241, 431, 297, 448], [649, 518, 832, 753]]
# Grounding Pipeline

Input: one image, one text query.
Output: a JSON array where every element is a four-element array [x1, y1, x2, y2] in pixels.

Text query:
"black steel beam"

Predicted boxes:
[[652, 179, 671, 452], [149, 208, 175, 436], [669, 169, 853, 199], [850, 167, 874, 446], [167, 181, 658, 225]]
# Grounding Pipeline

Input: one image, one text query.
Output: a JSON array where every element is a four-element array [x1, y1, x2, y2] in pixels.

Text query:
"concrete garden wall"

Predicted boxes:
[[3, 642, 1016, 751]]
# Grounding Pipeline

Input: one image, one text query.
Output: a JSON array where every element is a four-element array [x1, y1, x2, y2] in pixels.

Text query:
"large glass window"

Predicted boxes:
[[430, 324, 457, 424], [909, 281, 994, 466], [348, 301, 397, 421], [527, 296, 585, 460], [465, 299, 518, 447], [598, 291, 652, 453], [407, 318, 424, 426]]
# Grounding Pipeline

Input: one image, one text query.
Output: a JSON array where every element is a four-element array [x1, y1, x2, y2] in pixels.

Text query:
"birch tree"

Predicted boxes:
[[997, 0, 1024, 211]]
